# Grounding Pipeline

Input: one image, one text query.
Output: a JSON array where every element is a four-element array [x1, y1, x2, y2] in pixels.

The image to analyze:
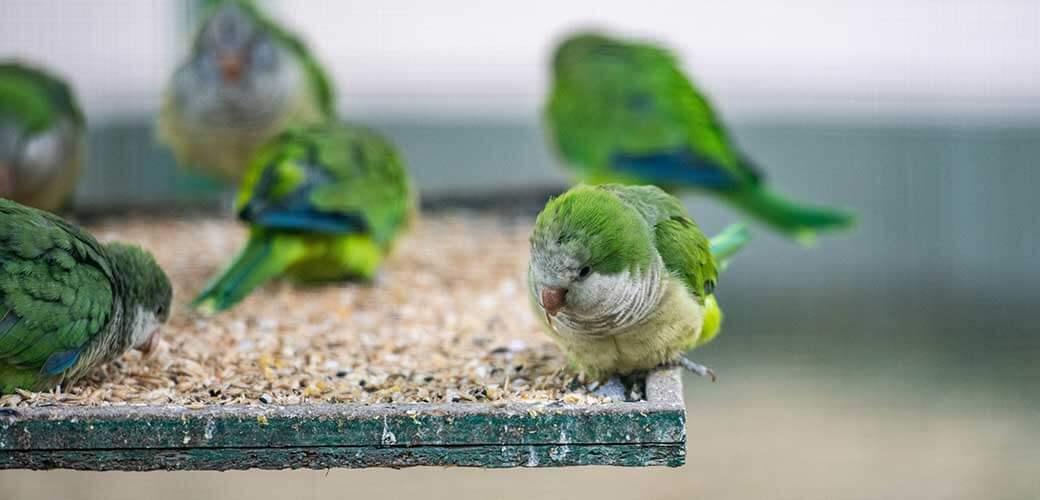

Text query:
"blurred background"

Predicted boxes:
[[1, 0, 1038, 498]]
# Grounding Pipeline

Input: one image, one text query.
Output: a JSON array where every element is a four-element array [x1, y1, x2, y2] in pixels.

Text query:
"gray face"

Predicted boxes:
[[174, 3, 298, 128], [529, 239, 664, 336]]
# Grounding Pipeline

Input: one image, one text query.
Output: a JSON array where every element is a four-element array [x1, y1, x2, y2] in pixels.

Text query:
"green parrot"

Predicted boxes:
[[0, 199, 172, 394], [546, 32, 855, 245], [158, 0, 335, 183], [0, 62, 85, 212], [192, 122, 415, 313], [528, 184, 748, 383]]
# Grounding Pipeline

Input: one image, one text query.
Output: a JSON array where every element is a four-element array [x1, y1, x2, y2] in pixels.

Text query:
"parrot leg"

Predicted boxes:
[[589, 375, 627, 401], [675, 356, 717, 382]]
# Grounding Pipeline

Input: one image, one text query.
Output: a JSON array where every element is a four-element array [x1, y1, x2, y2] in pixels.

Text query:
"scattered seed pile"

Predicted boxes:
[[1, 212, 611, 409]]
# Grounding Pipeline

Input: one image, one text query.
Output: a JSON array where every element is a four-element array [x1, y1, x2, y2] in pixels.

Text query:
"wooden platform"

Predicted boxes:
[[0, 369, 685, 470]]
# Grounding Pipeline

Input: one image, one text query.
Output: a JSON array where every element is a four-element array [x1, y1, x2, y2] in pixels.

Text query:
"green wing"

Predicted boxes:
[[616, 42, 757, 183], [601, 184, 718, 299], [0, 62, 83, 133], [654, 215, 718, 300], [0, 199, 113, 378], [236, 123, 413, 247], [547, 33, 758, 189]]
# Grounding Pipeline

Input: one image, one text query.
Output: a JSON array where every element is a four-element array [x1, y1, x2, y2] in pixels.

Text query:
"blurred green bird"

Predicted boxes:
[[0, 62, 84, 212], [158, 0, 335, 183], [192, 123, 415, 313], [546, 32, 855, 245], [0, 199, 172, 393]]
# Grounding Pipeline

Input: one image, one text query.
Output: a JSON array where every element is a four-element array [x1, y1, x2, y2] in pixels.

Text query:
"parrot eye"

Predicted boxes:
[[578, 266, 591, 279]]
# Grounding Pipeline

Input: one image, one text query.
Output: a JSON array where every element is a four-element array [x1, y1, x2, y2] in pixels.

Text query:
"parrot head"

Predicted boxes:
[[529, 185, 658, 335], [104, 243, 173, 357], [175, 1, 299, 127]]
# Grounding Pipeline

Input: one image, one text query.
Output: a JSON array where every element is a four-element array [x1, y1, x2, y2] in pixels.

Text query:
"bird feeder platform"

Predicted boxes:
[[0, 368, 684, 470], [0, 214, 686, 470]]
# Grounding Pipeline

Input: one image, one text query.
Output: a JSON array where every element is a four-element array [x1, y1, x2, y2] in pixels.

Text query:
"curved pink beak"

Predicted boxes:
[[219, 53, 244, 83], [541, 287, 568, 317], [137, 330, 161, 358]]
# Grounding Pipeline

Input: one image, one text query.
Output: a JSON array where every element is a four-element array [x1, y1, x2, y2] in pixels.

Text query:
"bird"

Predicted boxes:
[[528, 183, 748, 384], [158, 0, 335, 183], [192, 122, 416, 313], [0, 198, 172, 393], [0, 61, 85, 212], [545, 31, 855, 245]]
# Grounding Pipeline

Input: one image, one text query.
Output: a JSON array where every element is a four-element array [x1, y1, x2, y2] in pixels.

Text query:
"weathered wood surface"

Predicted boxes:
[[0, 369, 686, 470]]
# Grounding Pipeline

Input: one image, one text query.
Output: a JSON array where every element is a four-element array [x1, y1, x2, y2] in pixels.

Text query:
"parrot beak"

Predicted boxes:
[[137, 330, 161, 358], [219, 53, 245, 84], [540, 287, 568, 317]]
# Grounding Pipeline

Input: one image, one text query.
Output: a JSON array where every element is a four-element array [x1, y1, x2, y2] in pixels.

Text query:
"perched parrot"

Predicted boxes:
[[192, 123, 415, 313], [158, 0, 335, 182], [528, 184, 748, 384], [0, 62, 85, 212], [546, 32, 855, 245], [0, 199, 172, 394]]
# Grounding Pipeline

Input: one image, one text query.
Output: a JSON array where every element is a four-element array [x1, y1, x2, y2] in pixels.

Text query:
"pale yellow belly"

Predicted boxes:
[[540, 277, 704, 380]]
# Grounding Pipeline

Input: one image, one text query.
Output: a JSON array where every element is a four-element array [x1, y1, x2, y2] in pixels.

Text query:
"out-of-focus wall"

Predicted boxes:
[[1, 0, 1038, 123]]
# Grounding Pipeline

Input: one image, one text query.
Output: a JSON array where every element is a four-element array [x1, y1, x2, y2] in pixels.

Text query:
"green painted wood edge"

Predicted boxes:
[[0, 370, 685, 460], [0, 443, 686, 470]]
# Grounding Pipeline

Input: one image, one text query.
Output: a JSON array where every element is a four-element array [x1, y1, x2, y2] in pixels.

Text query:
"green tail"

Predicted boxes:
[[709, 223, 750, 271], [721, 186, 855, 245], [191, 233, 306, 313]]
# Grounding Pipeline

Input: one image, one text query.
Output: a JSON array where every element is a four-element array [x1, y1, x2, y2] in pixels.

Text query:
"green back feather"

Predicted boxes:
[[0, 199, 114, 388]]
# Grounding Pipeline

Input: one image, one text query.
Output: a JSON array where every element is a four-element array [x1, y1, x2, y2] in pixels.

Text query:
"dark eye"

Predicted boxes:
[[578, 266, 591, 279], [157, 305, 166, 317]]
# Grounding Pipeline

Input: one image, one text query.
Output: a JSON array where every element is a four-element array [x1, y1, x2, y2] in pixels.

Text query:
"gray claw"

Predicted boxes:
[[677, 357, 717, 382]]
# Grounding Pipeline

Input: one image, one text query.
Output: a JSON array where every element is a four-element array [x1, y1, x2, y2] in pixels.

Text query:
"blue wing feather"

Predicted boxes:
[[41, 348, 82, 376], [252, 210, 365, 234], [610, 148, 740, 190]]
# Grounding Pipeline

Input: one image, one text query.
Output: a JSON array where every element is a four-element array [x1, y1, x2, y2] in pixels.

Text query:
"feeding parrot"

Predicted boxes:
[[0, 199, 172, 394], [546, 31, 855, 245], [528, 183, 748, 384], [158, 0, 335, 182], [192, 122, 415, 313], [0, 62, 85, 212]]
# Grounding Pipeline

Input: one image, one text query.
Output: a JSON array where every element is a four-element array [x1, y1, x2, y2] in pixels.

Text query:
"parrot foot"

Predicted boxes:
[[589, 376, 627, 401], [675, 357, 717, 382]]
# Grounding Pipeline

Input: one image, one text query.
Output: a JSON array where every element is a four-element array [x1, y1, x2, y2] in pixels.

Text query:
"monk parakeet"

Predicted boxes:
[[192, 123, 415, 313], [158, 0, 335, 182], [528, 184, 748, 383], [546, 32, 855, 244], [0, 199, 172, 394], [0, 62, 84, 212]]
